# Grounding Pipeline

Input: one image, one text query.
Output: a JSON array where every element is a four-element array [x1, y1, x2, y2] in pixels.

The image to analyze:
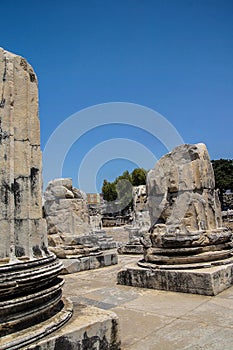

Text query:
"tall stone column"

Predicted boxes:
[[0, 48, 47, 261], [0, 48, 72, 349]]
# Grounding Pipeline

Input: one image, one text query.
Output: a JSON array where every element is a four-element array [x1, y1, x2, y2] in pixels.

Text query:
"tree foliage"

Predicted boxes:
[[101, 168, 147, 214], [102, 179, 117, 202], [102, 168, 147, 201], [115, 170, 132, 184], [211, 159, 233, 192], [131, 168, 147, 186]]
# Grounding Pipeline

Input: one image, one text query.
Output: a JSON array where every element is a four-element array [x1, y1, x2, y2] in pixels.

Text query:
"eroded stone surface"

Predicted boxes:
[[44, 178, 90, 236], [25, 304, 121, 350], [44, 178, 116, 258], [61, 252, 118, 274], [0, 48, 72, 348], [118, 185, 150, 255], [143, 143, 233, 265], [118, 143, 233, 295], [0, 48, 46, 261], [117, 261, 233, 296], [117, 227, 144, 255]]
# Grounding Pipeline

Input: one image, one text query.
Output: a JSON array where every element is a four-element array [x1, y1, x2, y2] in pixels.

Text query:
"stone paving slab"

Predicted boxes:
[[61, 251, 118, 274], [124, 319, 233, 350], [63, 254, 233, 349], [111, 307, 174, 349]]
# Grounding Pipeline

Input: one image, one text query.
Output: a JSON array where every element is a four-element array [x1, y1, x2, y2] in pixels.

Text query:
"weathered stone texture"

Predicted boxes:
[[0, 48, 73, 350], [25, 304, 121, 350], [44, 178, 90, 237], [118, 143, 233, 295], [117, 262, 233, 296], [61, 253, 118, 274], [117, 185, 150, 255], [146, 143, 227, 258], [44, 179, 117, 257], [147, 143, 222, 232], [0, 48, 44, 261]]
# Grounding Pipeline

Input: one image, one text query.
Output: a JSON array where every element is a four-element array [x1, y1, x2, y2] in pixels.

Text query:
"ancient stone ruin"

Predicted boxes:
[[44, 178, 116, 256], [43, 178, 117, 274], [118, 143, 233, 295], [44, 178, 99, 257], [118, 185, 150, 254], [0, 47, 72, 349], [0, 48, 120, 349]]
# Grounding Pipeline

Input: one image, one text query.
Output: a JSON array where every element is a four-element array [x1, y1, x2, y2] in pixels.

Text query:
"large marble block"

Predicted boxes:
[[118, 143, 233, 295], [0, 48, 72, 349]]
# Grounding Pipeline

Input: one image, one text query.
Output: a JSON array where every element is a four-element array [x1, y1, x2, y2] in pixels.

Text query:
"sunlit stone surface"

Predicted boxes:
[[143, 143, 232, 265], [118, 185, 150, 255], [0, 48, 72, 349], [118, 144, 233, 295], [0, 48, 120, 350], [43, 178, 118, 274]]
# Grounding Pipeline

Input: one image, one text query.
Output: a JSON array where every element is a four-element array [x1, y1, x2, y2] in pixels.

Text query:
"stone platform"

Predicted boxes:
[[25, 303, 120, 350], [0, 298, 73, 350], [61, 251, 118, 274], [117, 259, 233, 296], [117, 227, 144, 255], [117, 244, 144, 255], [62, 254, 233, 349], [77, 230, 117, 250]]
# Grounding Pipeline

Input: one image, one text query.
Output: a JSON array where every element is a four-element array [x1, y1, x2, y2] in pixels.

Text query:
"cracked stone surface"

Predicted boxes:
[[63, 254, 233, 349], [0, 48, 72, 349], [44, 178, 117, 259], [141, 143, 233, 268], [0, 47, 46, 261]]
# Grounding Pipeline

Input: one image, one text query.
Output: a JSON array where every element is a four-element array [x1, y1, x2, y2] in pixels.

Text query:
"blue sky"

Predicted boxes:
[[1, 0, 233, 192]]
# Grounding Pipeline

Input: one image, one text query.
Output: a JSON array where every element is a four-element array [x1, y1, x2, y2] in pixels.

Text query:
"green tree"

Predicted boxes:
[[102, 180, 117, 202], [211, 159, 233, 192], [101, 167, 148, 212], [115, 170, 132, 185], [131, 168, 147, 186]]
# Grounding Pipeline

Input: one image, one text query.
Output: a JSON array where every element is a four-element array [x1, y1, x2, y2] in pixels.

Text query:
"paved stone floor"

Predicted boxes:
[[63, 254, 233, 350]]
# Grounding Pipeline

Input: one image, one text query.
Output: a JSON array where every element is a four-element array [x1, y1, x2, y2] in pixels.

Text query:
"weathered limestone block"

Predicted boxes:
[[61, 253, 118, 274], [146, 143, 227, 258], [24, 304, 121, 350], [0, 47, 46, 260], [44, 178, 118, 256], [118, 185, 150, 255], [44, 179, 91, 239], [44, 179, 101, 258], [133, 185, 148, 210], [44, 179, 91, 228], [0, 48, 72, 349], [118, 143, 233, 295], [44, 179, 118, 270]]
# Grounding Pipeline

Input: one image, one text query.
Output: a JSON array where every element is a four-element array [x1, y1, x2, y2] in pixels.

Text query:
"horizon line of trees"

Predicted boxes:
[[101, 160, 233, 203], [101, 168, 147, 203]]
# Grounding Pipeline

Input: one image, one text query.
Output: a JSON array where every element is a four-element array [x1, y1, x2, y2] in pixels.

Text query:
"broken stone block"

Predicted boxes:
[[118, 143, 233, 295]]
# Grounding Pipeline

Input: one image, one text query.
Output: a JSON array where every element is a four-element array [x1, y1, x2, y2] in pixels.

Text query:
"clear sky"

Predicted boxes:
[[1, 0, 233, 192]]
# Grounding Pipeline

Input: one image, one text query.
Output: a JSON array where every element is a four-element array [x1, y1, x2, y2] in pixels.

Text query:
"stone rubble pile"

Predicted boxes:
[[44, 178, 116, 258]]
